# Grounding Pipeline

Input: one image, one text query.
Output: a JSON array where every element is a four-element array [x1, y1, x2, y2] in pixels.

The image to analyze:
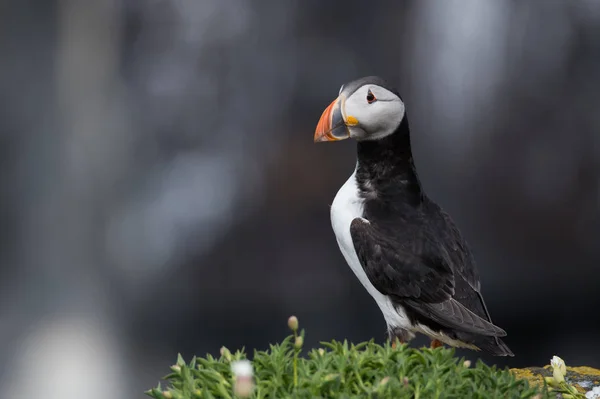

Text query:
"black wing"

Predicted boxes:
[[350, 218, 506, 337], [438, 209, 481, 292]]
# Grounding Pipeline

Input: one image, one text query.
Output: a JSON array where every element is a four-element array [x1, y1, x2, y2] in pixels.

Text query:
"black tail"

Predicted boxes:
[[474, 291, 513, 356], [476, 336, 514, 357]]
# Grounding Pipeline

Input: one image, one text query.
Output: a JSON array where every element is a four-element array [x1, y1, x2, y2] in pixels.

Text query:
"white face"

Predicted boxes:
[[341, 84, 405, 141]]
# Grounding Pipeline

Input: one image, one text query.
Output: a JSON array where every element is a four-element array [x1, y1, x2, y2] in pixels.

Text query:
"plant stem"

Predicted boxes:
[[293, 331, 298, 388], [293, 354, 298, 387]]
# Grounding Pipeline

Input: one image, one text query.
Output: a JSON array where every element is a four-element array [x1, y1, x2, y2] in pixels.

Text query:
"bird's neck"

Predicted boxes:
[[355, 117, 424, 205]]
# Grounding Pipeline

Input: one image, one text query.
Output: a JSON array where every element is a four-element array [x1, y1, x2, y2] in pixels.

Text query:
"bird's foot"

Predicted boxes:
[[430, 339, 443, 349], [391, 338, 404, 349], [388, 327, 410, 349]]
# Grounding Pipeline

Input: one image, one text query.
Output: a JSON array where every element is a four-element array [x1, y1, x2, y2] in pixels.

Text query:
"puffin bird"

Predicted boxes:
[[314, 76, 513, 356]]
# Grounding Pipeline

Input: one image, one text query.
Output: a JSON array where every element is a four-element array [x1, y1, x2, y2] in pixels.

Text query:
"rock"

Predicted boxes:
[[511, 365, 600, 396]]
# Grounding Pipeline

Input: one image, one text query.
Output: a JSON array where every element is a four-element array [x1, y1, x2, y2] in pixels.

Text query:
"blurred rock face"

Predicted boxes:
[[0, 1, 599, 398]]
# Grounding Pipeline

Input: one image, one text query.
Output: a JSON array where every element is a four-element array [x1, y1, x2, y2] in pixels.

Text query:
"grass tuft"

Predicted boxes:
[[145, 321, 547, 399]]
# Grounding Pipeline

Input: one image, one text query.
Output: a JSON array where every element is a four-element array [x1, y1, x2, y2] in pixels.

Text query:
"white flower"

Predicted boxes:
[[586, 386, 600, 399], [550, 355, 567, 384], [231, 360, 253, 378], [231, 360, 254, 398], [550, 355, 567, 376]]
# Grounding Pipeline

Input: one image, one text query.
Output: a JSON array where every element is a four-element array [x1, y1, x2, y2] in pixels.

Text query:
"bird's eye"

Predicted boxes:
[[366, 90, 377, 104]]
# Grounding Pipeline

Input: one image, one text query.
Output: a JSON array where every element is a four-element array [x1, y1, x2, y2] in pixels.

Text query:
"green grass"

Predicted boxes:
[[146, 323, 546, 399]]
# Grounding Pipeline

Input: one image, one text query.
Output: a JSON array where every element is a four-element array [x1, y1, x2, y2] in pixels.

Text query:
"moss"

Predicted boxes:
[[510, 368, 546, 388], [570, 366, 600, 377], [511, 365, 600, 395]]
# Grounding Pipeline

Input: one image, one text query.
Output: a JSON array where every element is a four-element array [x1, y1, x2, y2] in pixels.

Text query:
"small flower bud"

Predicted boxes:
[[170, 365, 181, 373], [463, 360, 471, 368], [545, 376, 559, 388], [318, 348, 325, 356], [294, 336, 303, 349], [163, 391, 173, 399], [288, 316, 299, 332], [403, 376, 409, 386], [220, 346, 232, 361], [567, 384, 580, 394]]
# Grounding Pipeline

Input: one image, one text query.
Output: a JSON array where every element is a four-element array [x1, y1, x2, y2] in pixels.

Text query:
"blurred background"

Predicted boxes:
[[1, 0, 599, 398]]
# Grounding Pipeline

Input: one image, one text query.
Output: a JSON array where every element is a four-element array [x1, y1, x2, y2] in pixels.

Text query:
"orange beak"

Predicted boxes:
[[314, 97, 351, 142]]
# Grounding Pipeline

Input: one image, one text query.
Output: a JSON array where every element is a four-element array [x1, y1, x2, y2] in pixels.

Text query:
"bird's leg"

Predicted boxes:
[[430, 339, 443, 349]]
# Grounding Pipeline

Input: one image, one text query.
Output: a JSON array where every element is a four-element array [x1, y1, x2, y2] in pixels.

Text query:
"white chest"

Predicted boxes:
[[329, 169, 411, 330]]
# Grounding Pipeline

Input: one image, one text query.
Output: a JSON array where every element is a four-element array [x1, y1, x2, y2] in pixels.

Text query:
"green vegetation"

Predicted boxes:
[[146, 317, 545, 399]]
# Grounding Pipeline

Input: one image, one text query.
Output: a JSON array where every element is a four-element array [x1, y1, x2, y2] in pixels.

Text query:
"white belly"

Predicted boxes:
[[330, 168, 412, 331]]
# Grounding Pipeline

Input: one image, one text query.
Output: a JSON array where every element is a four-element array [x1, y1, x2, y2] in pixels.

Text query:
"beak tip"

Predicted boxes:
[[313, 131, 326, 143], [314, 97, 342, 143]]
